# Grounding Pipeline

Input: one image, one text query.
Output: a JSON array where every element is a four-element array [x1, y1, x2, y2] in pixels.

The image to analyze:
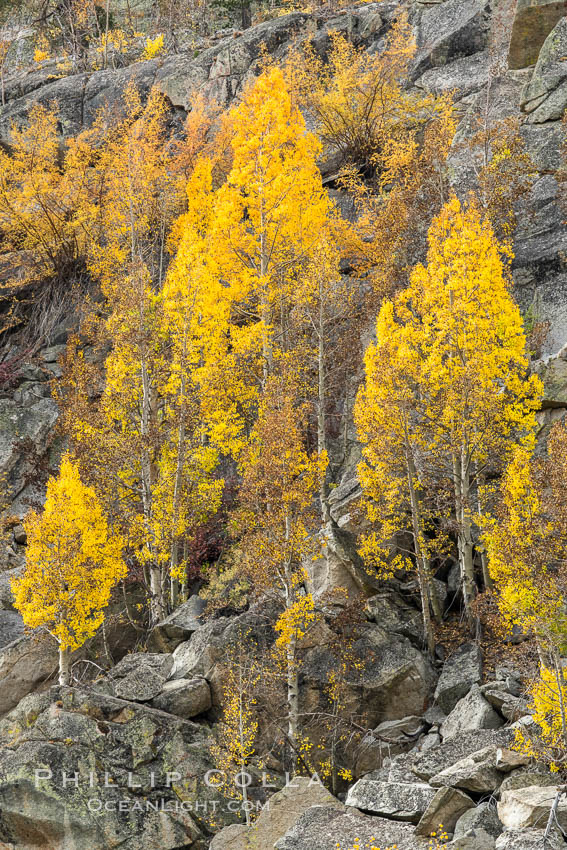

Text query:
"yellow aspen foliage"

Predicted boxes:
[[11, 457, 125, 685], [60, 85, 217, 623], [514, 666, 567, 771], [210, 66, 332, 384], [289, 13, 437, 167], [233, 375, 327, 762], [402, 196, 541, 620], [142, 33, 165, 60], [171, 93, 233, 185], [484, 421, 567, 769], [357, 196, 542, 634], [164, 158, 259, 458], [275, 593, 317, 650], [211, 642, 262, 826], [483, 446, 562, 634], [355, 298, 446, 655], [341, 94, 456, 298], [88, 83, 181, 296], [56, 86, 226, 623], [0, 104, 94, 310]]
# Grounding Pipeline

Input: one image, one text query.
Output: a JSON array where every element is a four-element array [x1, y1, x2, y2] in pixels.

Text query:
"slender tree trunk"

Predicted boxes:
[[59, 646, 70, 686], [141, 358, 163, 625], [551, 649, 567, 754], [103, 0, 110, 69], [460, 448, 477, 624], [475, 467, 493, 589], [260, 199, 272, 383], [429, 579, 443, 624], [286, 630, 299, 772], [453, 451, 475, 626], [238, 688, 251, 827], [241, 0, 251, 29], [317, 286, 330, 523], [169, 331, 189, 611], [405, 443, 435, 656], [284, 515, 299, 772]]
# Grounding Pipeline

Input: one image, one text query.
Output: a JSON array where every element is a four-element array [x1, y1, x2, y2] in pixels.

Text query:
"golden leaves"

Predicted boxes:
[[12, 457, 126, 651]]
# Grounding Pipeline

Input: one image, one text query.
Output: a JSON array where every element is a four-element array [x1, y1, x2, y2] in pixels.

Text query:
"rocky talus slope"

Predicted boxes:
[[1, 0, 567, 847]]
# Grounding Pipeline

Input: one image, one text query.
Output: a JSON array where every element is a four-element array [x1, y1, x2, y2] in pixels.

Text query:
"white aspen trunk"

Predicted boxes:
[[460, 446, 476, 626], [284, 514, 299, 771], [317, 278, 330, 523], [141, 357, 163, 625], [260, 198, 272, 383], [405, 444, 435, 656], [551, 650, 567, 754], [238, 689, 251, 827], [169, 328, 189, 610], [59, 646, 70, 686], [286, 633, 299, 771], [474, 466, 493, 589]]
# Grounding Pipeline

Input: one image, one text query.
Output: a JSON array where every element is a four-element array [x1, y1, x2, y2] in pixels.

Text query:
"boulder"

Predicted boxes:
[[480, 678, 523, 709], [413, 0, 491, 78], [354, 716, 425, 775], [0, 633, 58, 717], [172, 606, 277, 704], [12, 524, 26, 545], [108, 653, 174, 702], [434, 644, 482, 713], [415, 787, 475, 837], [495, 827, 564, 849], [522, 17, 567, 122], [440, 685, 504, 740], [274, 804, 430, 850], [454, 802, 503, 839], [365, 590, 424, 645], [0, 397, 59, 507], [446, 830, 496, 849], [301, 622, 435, 730], [411, 730, 514, 782], [0, 610, 24, 649], [429, 746, 529, 794], [499, 769, 559, 793], [345, 778, 436, 823], [535, 346, 567, 409], [511, 174, 567, 356], [508, 0, 567, 69], [149, 596, 207, 652], [309, 520, 375, 599], [210, 777, 342, 850], [416, 51, 490, 102], [151, 677, 211, 718], [0, 684, 218, 849], [498, 786, 567, 830]]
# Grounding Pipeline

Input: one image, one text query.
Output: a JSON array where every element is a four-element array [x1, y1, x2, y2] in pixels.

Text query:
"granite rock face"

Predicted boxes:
[[508, 0, 567, 69], [434, 643, 483, 714], [0, 686, 220, 850], [522, 17, 567, 122]]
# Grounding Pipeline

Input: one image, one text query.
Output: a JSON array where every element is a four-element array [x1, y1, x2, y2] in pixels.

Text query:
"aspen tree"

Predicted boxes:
[[484, 423, 567, 769], [211, 66, 331, 385], [291, 12, 429, 166], [63, 91, 221, 623], [233, 376, 326, 766], [409, 197, 542, 622], [211, 640, 262, 826], [0, 104, 94, 296], [294, 226, 354, 520], [357, 197, 541, 631], [12, 457, 125, 685]]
